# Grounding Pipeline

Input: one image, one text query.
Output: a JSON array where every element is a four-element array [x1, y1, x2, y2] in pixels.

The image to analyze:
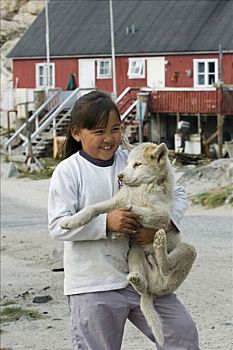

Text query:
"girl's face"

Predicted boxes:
[[72, 110, 122, 160]]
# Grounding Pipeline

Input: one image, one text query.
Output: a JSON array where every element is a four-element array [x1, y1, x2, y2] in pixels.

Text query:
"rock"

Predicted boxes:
[[0, 0, 21, 16], [32, 295, 53, 304], [12, 12, 37, 29], [4, 162, 19, 178], [20, 1, 45, 15], [1, 0, 46, 89], [177, 158, 233, 195]]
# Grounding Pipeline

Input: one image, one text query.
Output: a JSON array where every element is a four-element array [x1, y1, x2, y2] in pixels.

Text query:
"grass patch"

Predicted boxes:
[[0, 127, 15, 137], [17, 167, 54, 180], [191, 185, 233, 208], [0, 300, 17, 307], [0, 306, 43, 323], [16, 157, 60, 180], [39, 157, 61, 168]]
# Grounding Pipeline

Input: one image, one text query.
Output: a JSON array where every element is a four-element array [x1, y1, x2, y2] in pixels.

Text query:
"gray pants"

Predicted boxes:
[[68, 285, 199, 350]]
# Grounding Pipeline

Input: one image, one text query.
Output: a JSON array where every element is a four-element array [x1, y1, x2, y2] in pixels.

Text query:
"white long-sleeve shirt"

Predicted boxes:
[[48, 149, 187, 295]]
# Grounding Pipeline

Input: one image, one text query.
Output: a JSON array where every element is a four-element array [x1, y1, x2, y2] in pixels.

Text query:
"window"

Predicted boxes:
[[128, 58, 145, 79], [193, 59, 218, 87], [36, 63, 55, 88], [97, 59, 112, 78]]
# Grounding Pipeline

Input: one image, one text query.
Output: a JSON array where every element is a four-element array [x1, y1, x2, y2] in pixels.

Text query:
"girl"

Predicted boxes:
[[48, 90, 199, 350]]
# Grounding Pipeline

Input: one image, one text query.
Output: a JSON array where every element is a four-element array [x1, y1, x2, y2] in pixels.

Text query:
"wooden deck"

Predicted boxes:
[[149, 88, 233, 115]]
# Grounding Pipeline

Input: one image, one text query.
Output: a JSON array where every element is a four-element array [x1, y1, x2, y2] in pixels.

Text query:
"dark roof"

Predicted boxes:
[[8, 0, 233, 58]]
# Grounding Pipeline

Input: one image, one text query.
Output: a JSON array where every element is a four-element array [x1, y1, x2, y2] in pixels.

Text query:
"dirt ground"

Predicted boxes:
[[1, 159, 233, 350]]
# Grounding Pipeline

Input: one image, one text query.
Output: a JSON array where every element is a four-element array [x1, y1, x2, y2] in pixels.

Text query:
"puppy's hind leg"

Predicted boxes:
[[154, 230, 197, 285], [127, 246, 148, 294], [168, 242, 197, 275], [153, 229, 170, 276]]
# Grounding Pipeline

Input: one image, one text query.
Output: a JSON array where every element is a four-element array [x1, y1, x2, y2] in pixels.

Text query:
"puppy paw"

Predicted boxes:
[[60, 218, 80, 230], [127, 272, 147, 294], [153, 229, 166, 248]]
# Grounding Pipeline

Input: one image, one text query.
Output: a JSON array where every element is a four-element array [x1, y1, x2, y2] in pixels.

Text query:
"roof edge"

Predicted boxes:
[[9, 50, 233, 60]]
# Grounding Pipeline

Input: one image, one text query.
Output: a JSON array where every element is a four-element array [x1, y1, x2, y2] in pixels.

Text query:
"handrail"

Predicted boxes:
[[121, 100, 138, 121], [23, 87, 87, 147], [31, 108, 72, 151], [116, 87, 139, 104], [4, 89, 60, 149]]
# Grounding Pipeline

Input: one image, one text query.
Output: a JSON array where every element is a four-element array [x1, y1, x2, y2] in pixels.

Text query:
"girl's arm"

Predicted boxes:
[[48, 164, 108, 242], [170, 185, 188, 232]]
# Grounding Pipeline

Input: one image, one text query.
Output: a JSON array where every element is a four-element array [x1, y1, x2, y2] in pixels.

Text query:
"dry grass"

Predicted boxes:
[[17, 167, 54, 180], [0, 306, 43, 323], [191, 185, 233, 208]]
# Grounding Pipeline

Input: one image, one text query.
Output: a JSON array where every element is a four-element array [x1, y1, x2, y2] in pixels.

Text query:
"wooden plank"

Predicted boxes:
[[53, 136, 66, 160]]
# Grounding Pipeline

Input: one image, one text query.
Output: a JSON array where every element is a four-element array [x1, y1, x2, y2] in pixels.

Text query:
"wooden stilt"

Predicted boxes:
[[217, 114, 224, 158]]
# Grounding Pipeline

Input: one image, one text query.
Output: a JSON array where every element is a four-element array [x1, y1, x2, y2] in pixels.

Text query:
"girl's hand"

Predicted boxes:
[[133, 227, 156, 245], [166, 220, 175, 232], [134, 220, 177, 245], [107, 207, 139, 235]]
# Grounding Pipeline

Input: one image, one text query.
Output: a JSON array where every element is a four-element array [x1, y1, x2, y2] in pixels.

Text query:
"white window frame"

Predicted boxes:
[[97, 59, 112, 79], [128, 58, 145, 79], [193, 59, 218, 88], [36, 63, 55, 88]]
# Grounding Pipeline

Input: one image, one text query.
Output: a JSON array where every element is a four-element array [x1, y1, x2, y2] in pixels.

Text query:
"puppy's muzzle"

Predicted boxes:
[[118, 173, 124, 182]]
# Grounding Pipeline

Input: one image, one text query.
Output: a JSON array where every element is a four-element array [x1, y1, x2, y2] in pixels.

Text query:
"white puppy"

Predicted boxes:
[[61, 142, 197, 346]]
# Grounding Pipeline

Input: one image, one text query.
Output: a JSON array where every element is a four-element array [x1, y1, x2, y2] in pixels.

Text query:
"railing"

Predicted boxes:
[[30, 108, 72, 152], [22, 87, 91, 147], [116, 87, 140, 114], [120, 100, 138, 121], [4, 89, 61, 154]]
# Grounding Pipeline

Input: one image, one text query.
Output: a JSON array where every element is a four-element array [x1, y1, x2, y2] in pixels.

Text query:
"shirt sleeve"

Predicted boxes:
[[170, 185, 188, 232], [48, 163, 108, 241]]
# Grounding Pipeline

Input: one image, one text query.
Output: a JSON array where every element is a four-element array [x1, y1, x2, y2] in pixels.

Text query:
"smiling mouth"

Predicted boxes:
[[101, 145, 113, 150]]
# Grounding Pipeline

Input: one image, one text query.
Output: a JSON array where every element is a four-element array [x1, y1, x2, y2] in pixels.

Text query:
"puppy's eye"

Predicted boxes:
[[133, 162, 142, 168]]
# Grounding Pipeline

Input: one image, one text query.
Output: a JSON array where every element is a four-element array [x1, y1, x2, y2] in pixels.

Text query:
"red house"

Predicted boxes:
[[6, 0, 233, 157]]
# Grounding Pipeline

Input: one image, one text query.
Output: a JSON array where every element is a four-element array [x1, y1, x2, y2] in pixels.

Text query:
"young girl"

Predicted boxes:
[[48, 90, 199, 350]]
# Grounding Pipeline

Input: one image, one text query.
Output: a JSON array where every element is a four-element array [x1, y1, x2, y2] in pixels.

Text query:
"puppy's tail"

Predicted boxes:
[[140, 293, 164, 346]]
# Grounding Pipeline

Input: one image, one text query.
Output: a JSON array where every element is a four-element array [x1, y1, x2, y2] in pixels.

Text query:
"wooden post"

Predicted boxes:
[[217, 114, 223, 158], [53, 136, 66, 159], [176, 112, 180, 125], [157, 113, 161, 141], [7, 111, 11, 138], [197, 113, 201, 134]]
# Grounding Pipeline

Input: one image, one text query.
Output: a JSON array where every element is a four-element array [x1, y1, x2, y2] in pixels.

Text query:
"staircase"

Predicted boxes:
[[3, 87, 149, 160], [3, 88, 81, 159], [117, 87, 140, 142], [31, 108, 71, 158]]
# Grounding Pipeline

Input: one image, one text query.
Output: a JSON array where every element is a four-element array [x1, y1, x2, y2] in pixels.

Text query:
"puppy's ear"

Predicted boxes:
[[154, 143, 168, 165], [121, 139, 135, 152]]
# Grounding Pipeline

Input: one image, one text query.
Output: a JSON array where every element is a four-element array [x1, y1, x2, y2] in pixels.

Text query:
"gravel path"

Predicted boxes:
[[1, 165, 232, 350]]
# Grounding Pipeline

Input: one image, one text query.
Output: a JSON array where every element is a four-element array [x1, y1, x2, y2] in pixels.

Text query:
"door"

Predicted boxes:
[[79, 59, 95, 89], [147, 57, 165, 88]]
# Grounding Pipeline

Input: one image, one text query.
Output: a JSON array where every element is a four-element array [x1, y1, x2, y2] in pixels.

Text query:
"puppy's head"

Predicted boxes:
[[118, 142, 170, 186], [144, 143, 168, 166]]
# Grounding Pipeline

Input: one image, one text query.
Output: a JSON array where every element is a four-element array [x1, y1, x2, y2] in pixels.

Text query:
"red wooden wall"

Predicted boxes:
[[165, 54, 233, 87], [13, 58, 78, 89], [13, 56, 147, 95], [13, 54, 233, 91]]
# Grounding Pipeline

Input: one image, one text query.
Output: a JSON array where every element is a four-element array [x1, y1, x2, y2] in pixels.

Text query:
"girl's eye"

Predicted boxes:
[[133, 162, 142, 168], [112, 126, 121, 132], [93, 130, 104, 135]]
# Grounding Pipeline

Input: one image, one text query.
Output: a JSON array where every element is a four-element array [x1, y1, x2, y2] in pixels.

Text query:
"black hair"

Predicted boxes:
[[63, 90, 121, 159]]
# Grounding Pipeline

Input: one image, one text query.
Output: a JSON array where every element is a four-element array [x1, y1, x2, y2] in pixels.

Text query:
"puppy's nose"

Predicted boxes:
[[118, 173, 124, 181]]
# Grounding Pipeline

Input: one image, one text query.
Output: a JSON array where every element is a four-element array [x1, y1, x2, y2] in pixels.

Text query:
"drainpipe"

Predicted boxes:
[[217, 44, 224, 158], [45, 0, 50, 95], [109, 0, 117, 100]]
